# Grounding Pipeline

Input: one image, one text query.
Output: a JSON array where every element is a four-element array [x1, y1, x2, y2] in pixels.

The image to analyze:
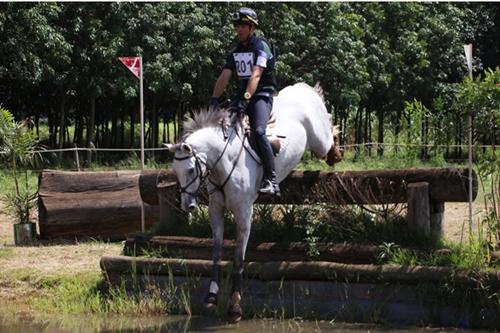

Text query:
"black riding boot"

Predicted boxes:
[[255, 129, 280, 196], [259, 171, 280, 196]]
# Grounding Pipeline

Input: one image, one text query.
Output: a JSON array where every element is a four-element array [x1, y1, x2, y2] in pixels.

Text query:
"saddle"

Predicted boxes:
[[244, 112, 284, 157]]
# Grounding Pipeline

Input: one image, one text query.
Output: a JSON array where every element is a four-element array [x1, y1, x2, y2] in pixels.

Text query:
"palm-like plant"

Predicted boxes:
[[0, 107, 42, 224]]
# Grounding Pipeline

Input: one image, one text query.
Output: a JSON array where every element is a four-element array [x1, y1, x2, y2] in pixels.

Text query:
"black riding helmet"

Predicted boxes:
[[231, 7, 258, 28]]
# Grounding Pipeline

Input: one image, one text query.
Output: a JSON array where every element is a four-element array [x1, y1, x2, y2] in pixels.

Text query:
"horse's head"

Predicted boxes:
[[165, 142, 208, 213]]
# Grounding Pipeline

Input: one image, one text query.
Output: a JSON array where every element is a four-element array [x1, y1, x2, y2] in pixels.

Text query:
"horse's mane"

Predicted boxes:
[[293, 82, 325, 102], [182, 108, 237, 138]]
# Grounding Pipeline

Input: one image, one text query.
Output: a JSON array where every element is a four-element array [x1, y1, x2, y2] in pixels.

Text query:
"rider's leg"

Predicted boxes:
[[247, 96, 280, 195]]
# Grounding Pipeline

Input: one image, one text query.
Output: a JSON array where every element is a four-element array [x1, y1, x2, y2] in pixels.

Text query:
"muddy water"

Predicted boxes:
[[0, 312, 491, 333]]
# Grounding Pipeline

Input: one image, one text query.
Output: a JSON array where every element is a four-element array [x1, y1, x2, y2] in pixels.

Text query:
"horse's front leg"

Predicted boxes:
[[203, 194, 225, 311], [228, 203, 253, 323]]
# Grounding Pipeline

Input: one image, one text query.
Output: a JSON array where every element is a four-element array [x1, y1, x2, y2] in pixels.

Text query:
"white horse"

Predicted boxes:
[[165, 82, 341, 322]]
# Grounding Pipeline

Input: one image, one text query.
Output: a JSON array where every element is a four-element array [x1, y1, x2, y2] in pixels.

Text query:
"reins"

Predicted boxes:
[[175, 125, 246, 197]]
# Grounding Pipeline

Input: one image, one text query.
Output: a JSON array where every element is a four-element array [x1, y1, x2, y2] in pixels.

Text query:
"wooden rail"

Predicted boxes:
[[139, 168, 477, 240]]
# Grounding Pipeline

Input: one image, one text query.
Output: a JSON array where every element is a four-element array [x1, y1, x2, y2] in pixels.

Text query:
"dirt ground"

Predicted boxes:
[[0, 200, 122, 302]]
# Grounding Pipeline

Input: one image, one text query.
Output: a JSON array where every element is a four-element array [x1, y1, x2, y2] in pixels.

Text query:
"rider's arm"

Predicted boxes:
[[212, 68, 232, 98], [245, 65, 264, 99]]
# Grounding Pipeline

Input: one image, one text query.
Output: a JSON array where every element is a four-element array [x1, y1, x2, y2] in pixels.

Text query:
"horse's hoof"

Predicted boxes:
[[227, 304, 242, 324], [202, 293, 218, 312]]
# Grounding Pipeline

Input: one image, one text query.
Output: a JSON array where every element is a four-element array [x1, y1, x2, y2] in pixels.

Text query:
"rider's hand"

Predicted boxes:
[[229, 98, 248, 115]]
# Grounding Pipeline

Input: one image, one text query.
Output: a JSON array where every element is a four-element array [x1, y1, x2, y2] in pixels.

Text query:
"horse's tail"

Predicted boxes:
[[313, 82, 325, 102], [331, 125, 340, 138]]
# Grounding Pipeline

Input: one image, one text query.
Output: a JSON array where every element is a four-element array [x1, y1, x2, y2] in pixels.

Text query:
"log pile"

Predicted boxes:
[[38, 170, 159, 240]]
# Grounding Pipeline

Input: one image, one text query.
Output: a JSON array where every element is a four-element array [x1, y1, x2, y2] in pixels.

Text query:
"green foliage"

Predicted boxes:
[[0, 107, 41, 223], [0, 3, 498, 153], [454, 68, 500, 150]]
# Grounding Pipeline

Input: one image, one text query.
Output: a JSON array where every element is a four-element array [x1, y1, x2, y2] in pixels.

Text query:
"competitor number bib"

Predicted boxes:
[[233, 52, 254, 78]]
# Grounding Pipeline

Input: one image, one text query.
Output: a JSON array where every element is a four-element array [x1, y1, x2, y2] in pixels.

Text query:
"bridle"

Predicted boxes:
[[174, 127, 246, 198], [173, 150, 209, 196]]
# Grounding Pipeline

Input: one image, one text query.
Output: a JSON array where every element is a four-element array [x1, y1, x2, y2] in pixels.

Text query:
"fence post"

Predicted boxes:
[[407, 182, 430, 238], [157, 187, 187, 235], [73, 143, 81, 171]]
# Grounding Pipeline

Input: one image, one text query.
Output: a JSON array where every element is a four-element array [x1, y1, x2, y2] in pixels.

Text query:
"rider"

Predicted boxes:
[[209, 7, 280, 196]]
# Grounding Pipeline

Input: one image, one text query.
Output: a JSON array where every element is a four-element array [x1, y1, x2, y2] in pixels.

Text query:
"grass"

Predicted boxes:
[[378, 238, 499, 271], [0, 247, 13, 259], [0, 266, 189, 317]]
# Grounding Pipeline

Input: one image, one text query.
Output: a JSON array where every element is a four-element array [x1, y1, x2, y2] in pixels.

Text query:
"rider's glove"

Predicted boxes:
[[229, 98, 248, 115], [209, 97, 220, 110]]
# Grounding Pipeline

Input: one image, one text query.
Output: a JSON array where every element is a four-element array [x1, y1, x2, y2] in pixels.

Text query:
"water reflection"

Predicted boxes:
[[0, 312, 491, 333]]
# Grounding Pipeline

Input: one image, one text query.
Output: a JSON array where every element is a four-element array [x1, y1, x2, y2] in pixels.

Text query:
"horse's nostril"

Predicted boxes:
[[188, 204, 197, 213]]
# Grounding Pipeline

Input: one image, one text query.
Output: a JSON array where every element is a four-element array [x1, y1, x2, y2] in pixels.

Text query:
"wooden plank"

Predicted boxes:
[[140, 168, 478, 206]]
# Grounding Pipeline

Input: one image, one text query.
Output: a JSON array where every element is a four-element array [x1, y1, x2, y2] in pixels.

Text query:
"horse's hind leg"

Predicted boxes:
[[228, 204, 253, 323], [203, 197, 225, 311]]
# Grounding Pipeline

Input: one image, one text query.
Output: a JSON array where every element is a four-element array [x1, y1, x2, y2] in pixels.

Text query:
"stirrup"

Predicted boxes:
[[259, 179, 275, 194], [273, 183, 281, 197]]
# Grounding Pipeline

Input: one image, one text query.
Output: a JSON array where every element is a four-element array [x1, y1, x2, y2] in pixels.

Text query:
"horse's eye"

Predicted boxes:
[[187, 167, 195, 175]]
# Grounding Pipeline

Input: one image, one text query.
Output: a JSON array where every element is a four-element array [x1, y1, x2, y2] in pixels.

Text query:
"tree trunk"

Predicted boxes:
[[130, 106, 135, 147], [120, 112, 125, 148], [58, 95, 67, 159], [377, 109, 384, 157], [152, 98, 158, 149], [354, 108, 362, 159], [49, 106, 57, 148], [364, 108, 371, 157], [87, 95, 96, 163], [162, 111, 167, 144]]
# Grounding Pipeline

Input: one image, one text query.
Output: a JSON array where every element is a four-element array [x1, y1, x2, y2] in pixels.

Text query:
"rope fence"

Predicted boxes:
[[35, 142, 497, 154]]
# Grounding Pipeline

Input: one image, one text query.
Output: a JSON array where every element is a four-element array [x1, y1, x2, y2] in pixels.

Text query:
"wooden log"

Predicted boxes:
[[38, 170, 159, 240], [407, 182, 431, 237], [100, 255, 500, 287], [123, 235, 380, 264], [100, 255, 262, 278], [140, 168, 478, 206]]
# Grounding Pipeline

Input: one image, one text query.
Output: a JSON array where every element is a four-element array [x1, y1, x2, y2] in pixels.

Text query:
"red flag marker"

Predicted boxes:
[[119, 57, 141, 79]]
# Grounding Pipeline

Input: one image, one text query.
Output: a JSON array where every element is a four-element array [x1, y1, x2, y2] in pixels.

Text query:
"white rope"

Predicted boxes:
[[37, 147, 172, 154], [33, 143, 497, 154]]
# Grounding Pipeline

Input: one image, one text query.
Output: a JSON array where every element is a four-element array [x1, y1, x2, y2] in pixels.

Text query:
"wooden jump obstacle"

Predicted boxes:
[[38, 170, 159, 240], [37, 167, 477, 240], [139, 167, 477, 240], [99, 167, 498, 328], [100, 253, 499, 328]]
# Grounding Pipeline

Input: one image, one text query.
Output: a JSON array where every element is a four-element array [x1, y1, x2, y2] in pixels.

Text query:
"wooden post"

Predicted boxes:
[[157, 186, 187, 235], [406, 182, 430, 237], [430, 201, 444, 242]]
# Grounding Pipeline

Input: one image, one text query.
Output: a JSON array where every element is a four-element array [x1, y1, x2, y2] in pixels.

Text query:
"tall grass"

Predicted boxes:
[[29, 271, 192, 316]]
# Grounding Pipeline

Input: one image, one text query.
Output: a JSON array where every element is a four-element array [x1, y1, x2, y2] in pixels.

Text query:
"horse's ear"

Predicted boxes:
[[163, 143, 178, 152], [180, 142, 193, 154]]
